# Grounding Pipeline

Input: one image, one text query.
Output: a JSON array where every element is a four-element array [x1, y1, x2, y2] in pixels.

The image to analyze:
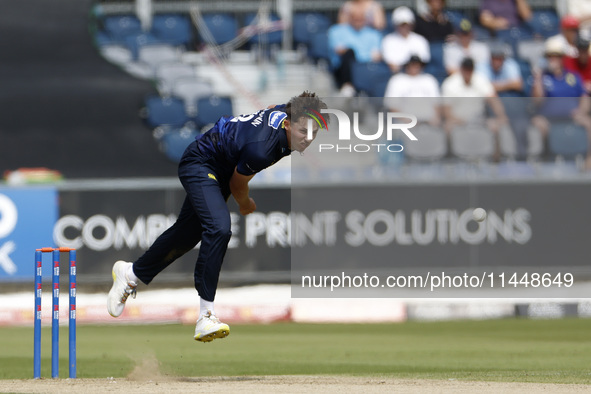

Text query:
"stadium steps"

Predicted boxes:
[[182, 50, 336, 115]]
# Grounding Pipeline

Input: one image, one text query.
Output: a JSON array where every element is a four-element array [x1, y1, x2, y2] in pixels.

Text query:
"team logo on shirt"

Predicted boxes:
[[268, 111, 288, 129]]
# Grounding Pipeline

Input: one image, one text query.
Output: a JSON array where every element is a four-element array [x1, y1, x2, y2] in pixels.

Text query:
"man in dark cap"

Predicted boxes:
[[443, 19, 490, 75]]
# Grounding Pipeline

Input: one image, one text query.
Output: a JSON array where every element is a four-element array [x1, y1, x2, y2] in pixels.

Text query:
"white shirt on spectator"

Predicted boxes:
[[444, 41, 491, 73], [381, 32, 431, 70], [441, 71, 495, 123], [384, 72, 440, 122]]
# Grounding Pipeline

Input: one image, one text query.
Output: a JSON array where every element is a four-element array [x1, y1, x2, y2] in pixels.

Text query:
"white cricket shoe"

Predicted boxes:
[[194, 310, 230, 342], [107, 261, 137, 317]]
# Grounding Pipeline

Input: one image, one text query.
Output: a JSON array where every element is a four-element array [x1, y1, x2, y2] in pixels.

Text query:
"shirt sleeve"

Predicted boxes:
[[441, 77, 452, 98], [478, 75, 496, 97], [327, 25, 343, 68], [426, 75, 441, 98], [383, 76, 403, 108], [236, 141, 277, 176], [443, 43, 458, 71], [418, 35, 431, 63], [504, 59, 522, 81], [381, 35, 393, 65], [575, 74, 586, 96], [382, 35, 402, 66], [371, 30, 382, 54]]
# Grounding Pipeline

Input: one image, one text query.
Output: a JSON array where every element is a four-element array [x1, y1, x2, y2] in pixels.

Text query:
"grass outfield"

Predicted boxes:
[[1, 319, 591, 383]]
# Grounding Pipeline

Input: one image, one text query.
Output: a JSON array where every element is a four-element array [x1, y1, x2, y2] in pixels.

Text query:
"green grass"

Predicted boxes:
[[2, 319, 591, 383]]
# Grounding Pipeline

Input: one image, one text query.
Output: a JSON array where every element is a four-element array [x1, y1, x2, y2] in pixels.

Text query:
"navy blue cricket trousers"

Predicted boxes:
[[132, 142, 232, 301]]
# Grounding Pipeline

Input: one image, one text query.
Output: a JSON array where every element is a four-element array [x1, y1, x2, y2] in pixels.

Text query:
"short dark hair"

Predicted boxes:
[[285, 91, 329, 126], [460, 57, 475, 71]]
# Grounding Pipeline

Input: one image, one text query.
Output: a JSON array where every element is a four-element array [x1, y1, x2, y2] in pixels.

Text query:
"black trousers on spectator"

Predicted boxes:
[[333, 49, 357, 88]]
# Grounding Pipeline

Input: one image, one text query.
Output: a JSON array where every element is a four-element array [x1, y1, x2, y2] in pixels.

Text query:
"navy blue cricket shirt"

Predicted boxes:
[[190, 105, 292, 183]]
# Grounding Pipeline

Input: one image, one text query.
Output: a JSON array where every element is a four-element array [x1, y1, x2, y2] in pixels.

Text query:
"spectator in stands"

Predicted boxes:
[[442, 57, 509, 158], [383, 55, 441, 126], [478, 43, 529, 158], [531, 39, 591, 166], [477, 42, 524, 96], [444, 19, 490, 75], [564, 37, 591, 92], [479, 0, 532, 33], [382, 6, 430, 73], [328, 6, 382, 97], [557, 0, 591, 40], [545, 15, 580, 59], [338, 0, 386, 31], [414, 0, 455, 43]]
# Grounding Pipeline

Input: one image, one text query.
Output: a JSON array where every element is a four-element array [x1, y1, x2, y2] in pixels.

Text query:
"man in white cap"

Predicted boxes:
[[531, 38, 591, 167], [381, 6, 430, 73]]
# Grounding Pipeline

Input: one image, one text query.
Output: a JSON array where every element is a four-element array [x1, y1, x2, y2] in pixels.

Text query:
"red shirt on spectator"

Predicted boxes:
[[564, 56, 591, 92]]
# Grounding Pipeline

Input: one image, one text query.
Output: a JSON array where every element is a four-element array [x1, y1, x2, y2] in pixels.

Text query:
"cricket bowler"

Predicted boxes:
[[107, 91, 328, 342]]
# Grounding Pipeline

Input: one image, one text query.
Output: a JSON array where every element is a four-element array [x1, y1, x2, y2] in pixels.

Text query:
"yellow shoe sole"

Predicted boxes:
[[194, 327, 230, 343]]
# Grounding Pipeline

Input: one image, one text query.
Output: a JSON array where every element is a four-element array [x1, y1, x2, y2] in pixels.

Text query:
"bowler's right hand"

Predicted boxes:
[[240, 198, 256, 215]]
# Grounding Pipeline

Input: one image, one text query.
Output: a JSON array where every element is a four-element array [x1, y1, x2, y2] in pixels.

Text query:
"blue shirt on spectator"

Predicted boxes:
[[327, 23, 382, 68], [539, 71, 585, 119], [477, 57, 522, 84]]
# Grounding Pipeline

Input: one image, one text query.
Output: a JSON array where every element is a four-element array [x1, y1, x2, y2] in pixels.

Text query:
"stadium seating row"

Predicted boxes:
[[390, 121, 587, 163], [144, 95, 233, 129], [145, 95, 234, 163]]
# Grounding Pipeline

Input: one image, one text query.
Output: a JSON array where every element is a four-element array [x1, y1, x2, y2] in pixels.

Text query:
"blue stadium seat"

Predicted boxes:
[[424, 42, 447, 84], [145, 96, 189, 128], [517, 59, 533, 96], [529, 10, 560, 38], [472, 25, 491, 41], [160, 127, 200, 162], [151, 14, 192, 46], [548, 121, 589, 158], [428, 42, 444, 68], [244, 12, 283, 46], [194, 96, 234, 127], [308, 31, 330, 63], [384, 12, 395, 34], [292, 13, 331, 46], [370, 76, 390, 98], [124, 33, 161, 60], [497, 26, 534, 60], [200, 13, 238, 45], [103, 15, 143, 41], [351, 62, 392, 96], [496, 26, 534, 44]]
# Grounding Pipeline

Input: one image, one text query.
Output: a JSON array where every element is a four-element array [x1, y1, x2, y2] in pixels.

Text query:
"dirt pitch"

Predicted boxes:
[[2, 376, 591, 393]]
